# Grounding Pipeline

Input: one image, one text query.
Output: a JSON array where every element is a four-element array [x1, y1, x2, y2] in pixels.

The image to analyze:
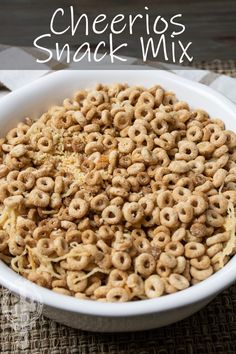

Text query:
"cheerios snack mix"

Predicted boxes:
[[0, 83, 236, 302]]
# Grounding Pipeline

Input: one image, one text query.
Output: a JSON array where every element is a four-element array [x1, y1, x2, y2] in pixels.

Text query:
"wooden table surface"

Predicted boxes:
[[0, 0, 235, 63]]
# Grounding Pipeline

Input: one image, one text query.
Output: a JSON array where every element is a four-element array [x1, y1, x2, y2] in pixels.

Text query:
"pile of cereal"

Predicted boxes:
[[0, 83, 236, 302]]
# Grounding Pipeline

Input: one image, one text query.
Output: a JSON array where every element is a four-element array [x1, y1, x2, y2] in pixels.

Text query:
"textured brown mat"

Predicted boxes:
[[0, 62, 236, 354]]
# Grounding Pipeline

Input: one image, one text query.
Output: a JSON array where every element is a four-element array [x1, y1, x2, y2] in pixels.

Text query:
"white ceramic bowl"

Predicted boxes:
[[0, 70, 236, 332]]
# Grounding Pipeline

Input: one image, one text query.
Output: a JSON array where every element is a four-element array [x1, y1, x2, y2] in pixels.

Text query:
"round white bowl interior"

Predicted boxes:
[[0, 69, 235, 332]]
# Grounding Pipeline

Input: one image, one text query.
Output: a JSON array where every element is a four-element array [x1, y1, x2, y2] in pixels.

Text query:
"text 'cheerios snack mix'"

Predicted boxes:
[[0, 83, 236, 302]]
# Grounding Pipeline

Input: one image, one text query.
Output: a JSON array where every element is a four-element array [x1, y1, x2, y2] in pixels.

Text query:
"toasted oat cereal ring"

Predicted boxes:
[[37, 136, 53, 152], [86, 171, 102, 186], [16, 216, 36, 236], [95, 252, 112, 270], [174, 108, 191, 123], [90, 194, 109, 212], [114, 111, 132, 130], [68, 198, 89, 219], [133, 237, 151, 253], [172, 187, 191, 203], [67, 253, 91, 271], [188, 195, 208, 215], [162, 277, 177, 294], [190, 255, 211, 270], [81, 230, 96, 245], [102, 205, 123, 224], [151, 86, 164, 106], [157, 190, 174, 209], [33, 226, 50, 240], [197, 141, 215, 157], [127, 163, 145, 176], [165, 241, 184, 257], [142, 209, 159, 227], [119, 155, 132, 168], [160, 207, 178, 228], [85, 276, 102, 296], [136, 134, 154, 150], [67, 271, 88, 292], [176, 202, 193, 223], [177, 141, 198, 160], [186, 125, 203, 142], [188, 157, 205, 174], [168, 274, 189, 290], [106, 287, 130, 302], [213, 145, 228, 158], [154, 167, 170, 181], [210, 131, 227, 147], [206, 209, 225, 227], [185, 242, 205, 258], [37, 238, 55, 256], [131, 229, 146, 239], [156, 260, 171, 277], [135, 253, 156, 277], [208, 195, 228, 214], [112, 251, 131, 271], [154, 133, 175, 151], [204, 161, 219, 177], [172, 228, 186, 242], [168, 160, 190, 174], [128, 124, 147, 141], [123, 202, 143, 224], [7, 181, 25, 195], [190, 109, 209, 122], [225, 130, 236, 149], [6, 127, 26, 144], [163, 92, 177, 105], [127, 273, 144, 297], [144, 275, 165, 298], [138, 197, 154, 216], [162, 173, 179, 190], [176, 177, 194, 191], [134, 105, 154, 121], [151, 181, 167, 193], [93, 285, 111, 300], [28, 189, 50, 207], [206, 232, 230, 247], [112, 175, 130, 191], [136, 172, 150, 186], [190, 266, 213, 281], [108, 269, 128, 288], [160, 252, 177, 268], [136, 91, 154, 107], [212, 169, 227, 188], [85, 141, 104, 155], [18, 170, 36, 190], [153, 148, 170, 167], [172, 256, 186, 274], [118, 137, 135, 154], [110, 196, 125, 207], [36, 177, 54, 192], [151, 116, 168, 136], [87, 90, 105, 105]]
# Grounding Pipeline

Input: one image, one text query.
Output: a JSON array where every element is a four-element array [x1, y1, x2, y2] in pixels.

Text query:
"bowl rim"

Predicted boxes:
[[0, 68, 236, 317]]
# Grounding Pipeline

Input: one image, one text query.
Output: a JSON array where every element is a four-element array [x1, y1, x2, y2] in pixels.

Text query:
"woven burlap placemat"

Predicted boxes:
[[1, 61, 236, 354]]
